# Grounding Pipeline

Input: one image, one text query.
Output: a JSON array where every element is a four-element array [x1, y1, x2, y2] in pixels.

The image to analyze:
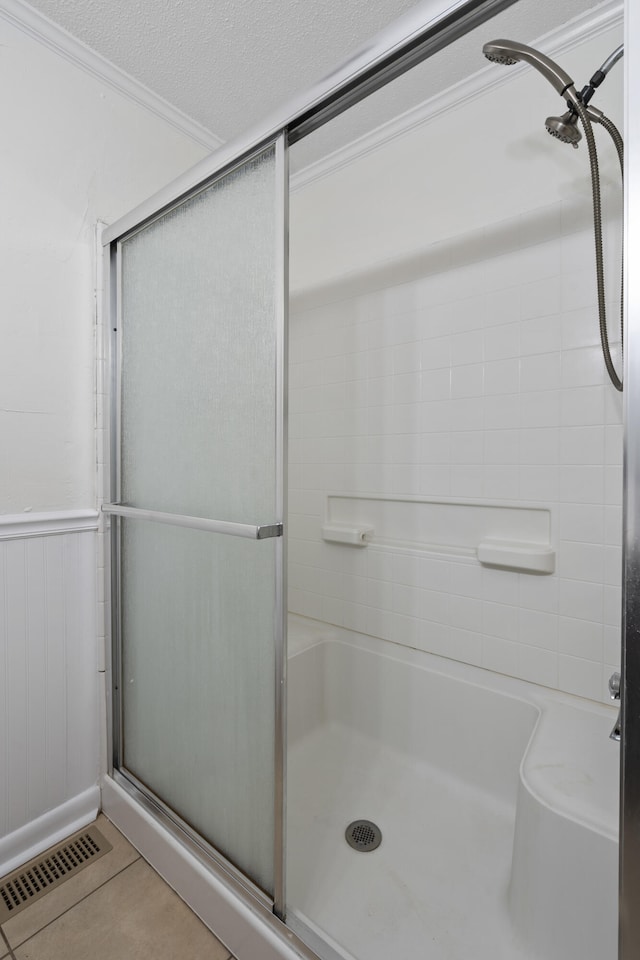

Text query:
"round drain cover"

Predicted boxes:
[[345, 820, 382, 852]]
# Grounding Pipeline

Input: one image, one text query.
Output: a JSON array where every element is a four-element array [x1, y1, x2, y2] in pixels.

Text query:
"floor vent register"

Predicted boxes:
[[0, 825, 112, 922]]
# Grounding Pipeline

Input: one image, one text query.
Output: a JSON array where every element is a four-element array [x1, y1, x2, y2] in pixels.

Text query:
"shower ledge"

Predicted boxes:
[[323, 493, 554, 570]]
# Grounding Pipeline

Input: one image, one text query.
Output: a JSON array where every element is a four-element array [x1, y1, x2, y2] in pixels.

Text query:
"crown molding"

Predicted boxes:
[[291, 0, 623, 193], [0, 0, 224, 152]]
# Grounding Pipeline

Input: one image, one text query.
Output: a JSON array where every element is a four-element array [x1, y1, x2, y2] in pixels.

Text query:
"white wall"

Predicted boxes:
[[288, 15, 624, 704], [0, 10, 209, 515], [0, 5, 212, 863]]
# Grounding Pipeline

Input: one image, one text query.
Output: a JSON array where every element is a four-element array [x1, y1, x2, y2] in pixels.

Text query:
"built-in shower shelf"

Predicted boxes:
[[476, 539, 555, 574], [323, 494, 554, 572]]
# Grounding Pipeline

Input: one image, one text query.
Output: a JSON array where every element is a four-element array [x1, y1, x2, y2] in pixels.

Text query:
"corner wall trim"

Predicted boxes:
[[0, 786, 100, 878], [291, 0, 623, 193], [0, 0, 224, 152], [0, 509, 99, 541]]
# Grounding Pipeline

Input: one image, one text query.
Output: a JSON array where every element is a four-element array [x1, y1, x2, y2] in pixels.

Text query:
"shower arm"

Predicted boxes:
[[578, 44, 624, 108]]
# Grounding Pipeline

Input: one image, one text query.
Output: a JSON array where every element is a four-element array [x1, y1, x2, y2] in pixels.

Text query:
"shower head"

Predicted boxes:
[[545, 110, 581, 148], [483, 46, 517, 66], [482, 39, 580, 106]]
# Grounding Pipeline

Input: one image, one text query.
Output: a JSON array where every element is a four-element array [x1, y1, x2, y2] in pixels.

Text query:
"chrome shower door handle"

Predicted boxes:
[[101, 503, 283, 540]]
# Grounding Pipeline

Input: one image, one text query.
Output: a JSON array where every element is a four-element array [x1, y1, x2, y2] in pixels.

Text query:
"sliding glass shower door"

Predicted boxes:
[[106, 137, 287, 906]]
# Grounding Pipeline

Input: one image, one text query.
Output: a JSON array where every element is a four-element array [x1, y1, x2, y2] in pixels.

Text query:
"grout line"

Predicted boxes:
[[0, 926, 17, 960], [10, 854, 235, 960], [11, 855, 141, 950]]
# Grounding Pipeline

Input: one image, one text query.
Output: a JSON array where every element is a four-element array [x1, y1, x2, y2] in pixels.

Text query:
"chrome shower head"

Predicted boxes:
[[545, 110, 581, 148], [482, 39, 580, 106]]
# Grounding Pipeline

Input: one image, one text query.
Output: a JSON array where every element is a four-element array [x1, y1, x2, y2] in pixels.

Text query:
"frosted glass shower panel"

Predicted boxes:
[[114, 139, 285, 899], [121, 517, 276, 894], [119, 145, 277, 523]]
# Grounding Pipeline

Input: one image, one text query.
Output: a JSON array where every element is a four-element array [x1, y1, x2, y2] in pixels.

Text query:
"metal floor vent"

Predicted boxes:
[[0, 825, 112, 922], [345, 819, 382, 852]]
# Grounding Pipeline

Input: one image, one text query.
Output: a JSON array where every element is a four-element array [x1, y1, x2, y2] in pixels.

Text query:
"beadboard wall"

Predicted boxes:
[[288, 206, 623, 705], [0, 515, 99, 876]]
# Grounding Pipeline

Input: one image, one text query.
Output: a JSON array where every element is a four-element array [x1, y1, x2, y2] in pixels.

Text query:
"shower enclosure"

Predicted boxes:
[[99, 0, 640, 957]]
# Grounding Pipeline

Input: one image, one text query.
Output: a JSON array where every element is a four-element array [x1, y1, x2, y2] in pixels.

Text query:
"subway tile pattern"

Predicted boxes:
[[288, 211, 623, 704]]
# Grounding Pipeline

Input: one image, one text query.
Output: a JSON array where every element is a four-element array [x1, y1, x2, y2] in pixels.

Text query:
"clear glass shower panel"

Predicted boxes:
[[121, 517, 276, 894], [120, 145, 277, 524]]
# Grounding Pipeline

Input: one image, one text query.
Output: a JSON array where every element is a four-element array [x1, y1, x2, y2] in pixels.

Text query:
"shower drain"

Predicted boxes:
[[345, 820, 382, 852]]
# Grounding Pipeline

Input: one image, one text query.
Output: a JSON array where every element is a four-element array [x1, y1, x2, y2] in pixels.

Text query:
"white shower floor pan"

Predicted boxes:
[[286, 615, 619, 960]]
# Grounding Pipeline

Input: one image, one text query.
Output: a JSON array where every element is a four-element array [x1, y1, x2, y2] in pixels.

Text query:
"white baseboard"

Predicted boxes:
[[0, 786, 100, 877], [101, 776, 303, 960]]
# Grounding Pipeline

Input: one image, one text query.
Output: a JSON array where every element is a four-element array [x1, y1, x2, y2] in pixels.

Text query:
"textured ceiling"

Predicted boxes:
[[28, 0, 609, 150], [27, 0, 419, 140]]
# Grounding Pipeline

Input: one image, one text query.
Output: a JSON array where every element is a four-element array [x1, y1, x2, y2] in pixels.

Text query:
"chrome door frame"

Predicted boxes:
[[621, 1, 639, 958], [273, 133, 289, 921], [103, 134, 289, 918]]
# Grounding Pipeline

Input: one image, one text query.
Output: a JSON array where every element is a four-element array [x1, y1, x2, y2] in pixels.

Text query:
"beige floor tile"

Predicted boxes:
[[2, 815, 139, 948], [0, 929, 10, 958], [13, 858, 231, 960]]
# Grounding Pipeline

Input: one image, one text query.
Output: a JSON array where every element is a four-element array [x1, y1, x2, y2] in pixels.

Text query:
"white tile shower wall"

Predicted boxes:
[[288, 207, 623, 704]]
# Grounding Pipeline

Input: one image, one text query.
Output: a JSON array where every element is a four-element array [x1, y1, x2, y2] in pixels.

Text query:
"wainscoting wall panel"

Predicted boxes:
[[0, 512, 99, 876]]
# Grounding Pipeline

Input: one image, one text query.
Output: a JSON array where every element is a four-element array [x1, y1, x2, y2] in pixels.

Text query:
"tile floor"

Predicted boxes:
[[0, 815, 236, 960]]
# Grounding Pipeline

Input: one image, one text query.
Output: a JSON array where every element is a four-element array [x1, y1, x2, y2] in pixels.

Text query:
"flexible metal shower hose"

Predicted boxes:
[[574, 100, 624, 392], [594, 112, 624, 358]]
